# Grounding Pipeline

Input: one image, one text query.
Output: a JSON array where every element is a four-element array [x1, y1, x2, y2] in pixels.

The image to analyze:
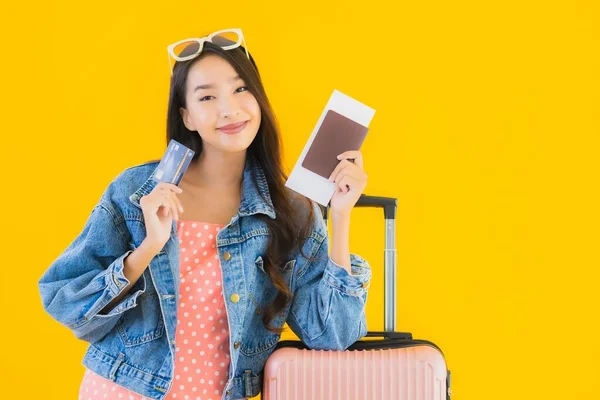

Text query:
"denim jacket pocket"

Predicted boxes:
[[116, 280, 165, 347], [253, 256, 295, 316], [239, 331, 281, 356], [239, 257, 294, 356], [255, 256, 295, 286]]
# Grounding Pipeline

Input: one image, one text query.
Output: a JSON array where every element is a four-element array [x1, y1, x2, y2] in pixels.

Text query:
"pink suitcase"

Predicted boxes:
[[263, 195, 451, 400]]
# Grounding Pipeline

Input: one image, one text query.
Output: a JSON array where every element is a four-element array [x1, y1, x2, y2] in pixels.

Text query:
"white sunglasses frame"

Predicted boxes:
[[166, 28, 250, 76]]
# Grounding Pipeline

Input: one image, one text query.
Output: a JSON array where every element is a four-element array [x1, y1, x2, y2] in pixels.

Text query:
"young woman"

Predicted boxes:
[[39, 28, 372, 400]]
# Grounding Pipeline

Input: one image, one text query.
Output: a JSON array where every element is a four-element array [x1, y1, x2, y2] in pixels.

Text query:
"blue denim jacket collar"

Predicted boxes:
[[127, 154, 276, 223]]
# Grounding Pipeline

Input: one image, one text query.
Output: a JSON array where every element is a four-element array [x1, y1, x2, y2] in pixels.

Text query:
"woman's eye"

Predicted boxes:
[[199, 87, 247, 101]]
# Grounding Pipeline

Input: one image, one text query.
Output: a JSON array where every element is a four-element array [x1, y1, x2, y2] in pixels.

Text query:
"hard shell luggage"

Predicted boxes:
[[262, 195, 451, 400]]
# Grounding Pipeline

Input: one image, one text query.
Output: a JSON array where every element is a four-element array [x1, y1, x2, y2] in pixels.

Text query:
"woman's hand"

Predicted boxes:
[[328, 150, 368, 217], [139, 182, 184, 253]]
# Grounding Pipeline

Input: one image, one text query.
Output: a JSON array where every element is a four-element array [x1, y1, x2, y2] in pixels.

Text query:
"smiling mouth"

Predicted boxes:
[[217, 120, 249, 134]]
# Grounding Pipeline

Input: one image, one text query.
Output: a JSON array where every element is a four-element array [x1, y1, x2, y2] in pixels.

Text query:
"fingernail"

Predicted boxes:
[[337, 155, 342, 159]]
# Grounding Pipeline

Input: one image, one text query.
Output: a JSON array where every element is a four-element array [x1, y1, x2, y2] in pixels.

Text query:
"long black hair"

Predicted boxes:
[[163, 39, 316, 333]]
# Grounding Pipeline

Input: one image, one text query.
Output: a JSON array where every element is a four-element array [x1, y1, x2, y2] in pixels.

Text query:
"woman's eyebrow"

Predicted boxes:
[[193, 76, 242, 92]]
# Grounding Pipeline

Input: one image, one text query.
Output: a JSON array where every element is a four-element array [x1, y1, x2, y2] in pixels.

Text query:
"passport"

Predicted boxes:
[[301, 109, 369, 179]]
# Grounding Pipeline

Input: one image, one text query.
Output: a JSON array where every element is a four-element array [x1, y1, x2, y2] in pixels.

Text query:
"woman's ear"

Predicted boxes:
[[180, 107, 195, 131]]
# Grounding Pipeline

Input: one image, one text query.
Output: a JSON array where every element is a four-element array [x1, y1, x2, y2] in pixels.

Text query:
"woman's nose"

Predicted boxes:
[[220, 96, 241, 117]]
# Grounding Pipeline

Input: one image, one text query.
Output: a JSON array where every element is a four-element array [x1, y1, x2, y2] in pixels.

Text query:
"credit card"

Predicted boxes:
[[152, 139, 195, 185]]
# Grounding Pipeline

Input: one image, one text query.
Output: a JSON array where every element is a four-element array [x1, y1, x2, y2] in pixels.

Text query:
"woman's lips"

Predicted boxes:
[[217, 120, 249, 134]]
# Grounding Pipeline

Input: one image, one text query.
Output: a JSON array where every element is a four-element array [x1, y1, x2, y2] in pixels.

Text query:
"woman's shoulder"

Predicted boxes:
[[284, 187, 326, 232], [116, 159, 161, 183], [97, 160, 160, 211]]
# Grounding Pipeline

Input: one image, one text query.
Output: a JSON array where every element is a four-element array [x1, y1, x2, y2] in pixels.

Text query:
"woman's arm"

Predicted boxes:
[[328, 212, 352, 273], [38, 202, 147, 343], [327, 150, 368, 273], [99, 239, 160, 314], [285, 201, 371, 351]]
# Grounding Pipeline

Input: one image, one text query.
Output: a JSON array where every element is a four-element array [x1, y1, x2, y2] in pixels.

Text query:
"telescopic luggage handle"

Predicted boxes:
[[324, 194, 398, 333]]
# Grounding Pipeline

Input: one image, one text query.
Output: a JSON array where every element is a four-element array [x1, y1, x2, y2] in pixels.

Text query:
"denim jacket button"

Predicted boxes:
[[226, 389, 232, 395], [224, 252, 232, 261], [230, 293, 240, 303], [233, 341, 240, 349]]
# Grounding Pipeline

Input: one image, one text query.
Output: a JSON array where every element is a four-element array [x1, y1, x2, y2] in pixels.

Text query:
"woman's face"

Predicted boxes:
[[180, 54, 261, 155]]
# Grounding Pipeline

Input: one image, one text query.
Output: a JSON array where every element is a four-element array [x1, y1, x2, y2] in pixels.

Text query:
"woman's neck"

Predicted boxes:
[[183, 149, 246, 190]]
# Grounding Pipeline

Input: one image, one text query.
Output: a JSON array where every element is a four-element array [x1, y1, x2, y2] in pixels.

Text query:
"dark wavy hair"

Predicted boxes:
[[158, 39, 317, 333]]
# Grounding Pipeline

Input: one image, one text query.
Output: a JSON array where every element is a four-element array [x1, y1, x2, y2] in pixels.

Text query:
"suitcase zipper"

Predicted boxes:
[[275, 337, 447, 363]]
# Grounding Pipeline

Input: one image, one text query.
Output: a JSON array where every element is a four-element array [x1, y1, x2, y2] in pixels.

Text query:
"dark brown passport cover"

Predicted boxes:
[[301, 109, 369, 179]]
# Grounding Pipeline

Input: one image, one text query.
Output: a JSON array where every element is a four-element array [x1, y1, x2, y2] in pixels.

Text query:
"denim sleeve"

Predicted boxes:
[[38, 202, 147, 343], [286, 202, 371, 351]]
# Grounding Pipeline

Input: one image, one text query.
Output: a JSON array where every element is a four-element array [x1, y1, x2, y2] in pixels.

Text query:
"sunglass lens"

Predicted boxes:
[[212, 31, 240, 47], [173, 40, 201, 58]]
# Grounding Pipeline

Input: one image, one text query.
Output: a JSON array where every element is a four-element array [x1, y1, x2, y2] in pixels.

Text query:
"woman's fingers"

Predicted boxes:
[[170, 194, 183, 219], [157, 182, 183, 194], [337, 151, 364, 169], [159, 183, 183, 216], [164, 196, 179, 221], [169, 191, 184, 213], [329, 151, 365, 183], [337, 175, 360, 194], [329, 160, 354, 183], [330, 163, 365, 185], [156, 197, 169, 217], [149, 183, 183, 215]]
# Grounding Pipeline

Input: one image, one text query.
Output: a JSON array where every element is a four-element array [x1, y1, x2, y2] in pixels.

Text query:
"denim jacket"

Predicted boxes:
[[38, 157, 371, 400]]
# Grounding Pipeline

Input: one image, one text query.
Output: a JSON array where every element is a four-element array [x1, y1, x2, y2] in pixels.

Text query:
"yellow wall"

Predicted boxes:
[[1, 1, 598, 399]]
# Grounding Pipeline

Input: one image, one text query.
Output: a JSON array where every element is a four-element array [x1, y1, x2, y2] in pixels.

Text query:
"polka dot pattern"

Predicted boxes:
[[78, 221, 231, 400]]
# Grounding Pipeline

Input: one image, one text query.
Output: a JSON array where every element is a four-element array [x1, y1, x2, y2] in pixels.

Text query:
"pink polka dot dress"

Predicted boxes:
[[78, 221, 232, 400]]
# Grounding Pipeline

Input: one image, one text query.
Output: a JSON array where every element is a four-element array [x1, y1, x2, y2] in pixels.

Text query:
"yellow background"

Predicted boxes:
[[1, 1, 599, 399]]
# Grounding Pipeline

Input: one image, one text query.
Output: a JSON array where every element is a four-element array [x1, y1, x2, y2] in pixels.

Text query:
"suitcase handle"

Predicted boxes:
[[324, 194, 398, 332], [323, 195, 397, 216], [355, 194, 397, 220]]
